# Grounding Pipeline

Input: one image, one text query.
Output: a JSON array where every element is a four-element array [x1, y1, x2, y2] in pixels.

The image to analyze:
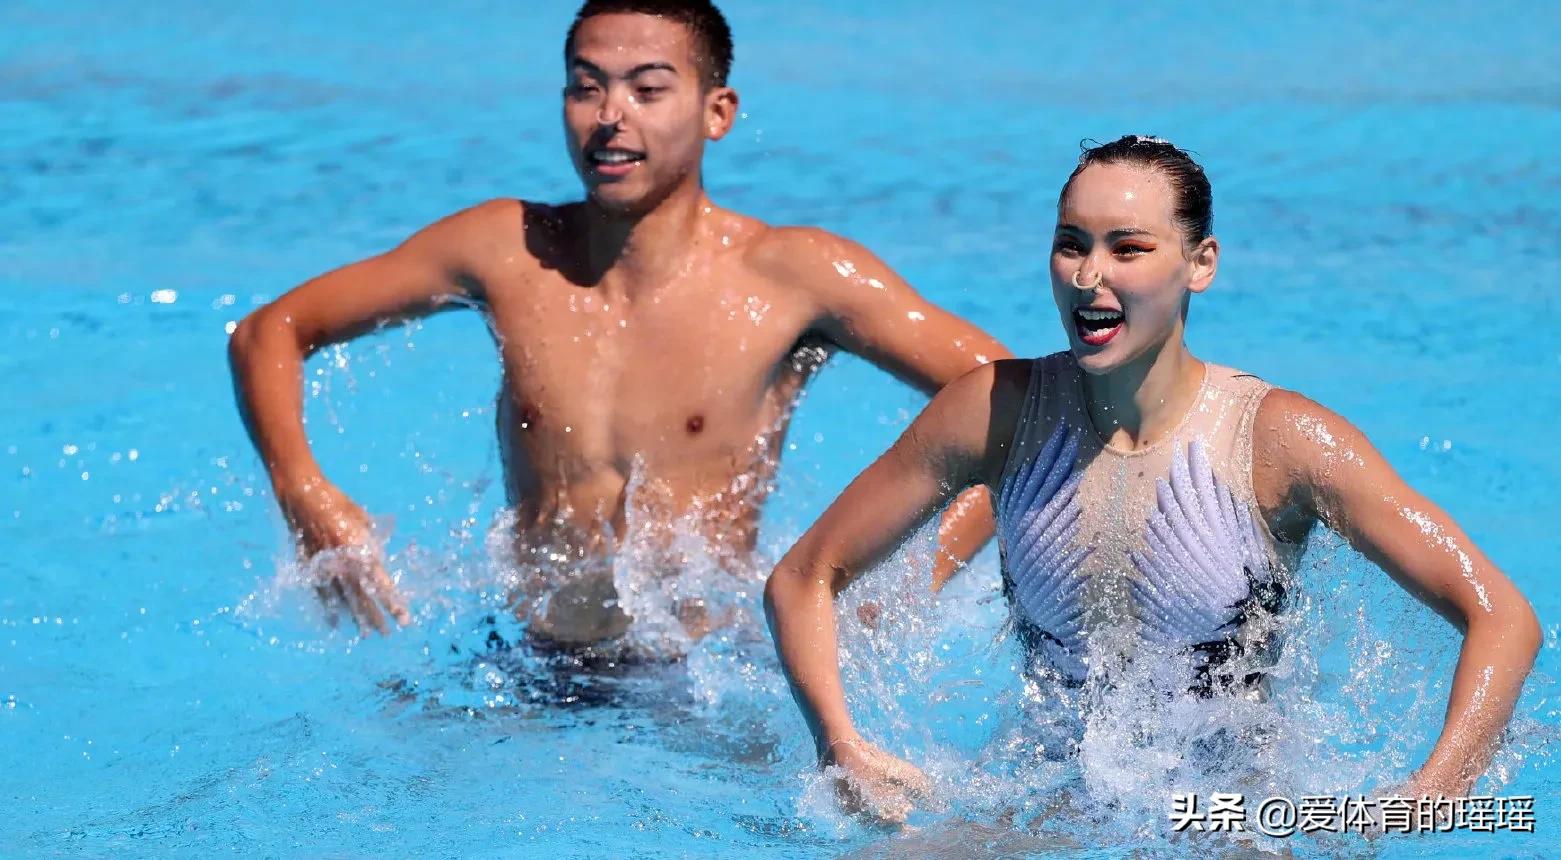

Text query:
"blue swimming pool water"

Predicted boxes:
[[4, 1, 1559, 856]]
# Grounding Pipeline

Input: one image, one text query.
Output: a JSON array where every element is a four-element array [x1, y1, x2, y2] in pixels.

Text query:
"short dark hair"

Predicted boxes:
[[1061, 135, 1213, 250], [565, 0, 734, 88]]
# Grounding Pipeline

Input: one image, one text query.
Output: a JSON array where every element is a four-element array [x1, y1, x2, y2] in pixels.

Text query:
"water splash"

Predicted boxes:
[[212, 308, 1553, 856], [782, 527, 1553, 855]]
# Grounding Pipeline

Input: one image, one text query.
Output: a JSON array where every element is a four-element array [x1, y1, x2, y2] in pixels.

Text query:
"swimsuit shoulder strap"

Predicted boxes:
[[995, 353, 1065, 492]]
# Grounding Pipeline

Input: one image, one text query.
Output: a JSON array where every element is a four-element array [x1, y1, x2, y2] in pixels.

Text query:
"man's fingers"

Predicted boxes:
[[338, 570, 389, 635], [855, 601, 882, 629], [367, 561, 411, 627], [305, 542, 403, 635], [314, 583, 346, 628]]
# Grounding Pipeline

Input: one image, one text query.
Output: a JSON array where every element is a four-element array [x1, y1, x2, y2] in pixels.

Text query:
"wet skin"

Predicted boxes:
[[764, 159, 1542, 825], [228, 12, 1006, 642]]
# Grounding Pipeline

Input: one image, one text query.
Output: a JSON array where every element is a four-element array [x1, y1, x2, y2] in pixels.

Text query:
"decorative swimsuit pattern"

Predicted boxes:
[[995, 354, 1292, 688]]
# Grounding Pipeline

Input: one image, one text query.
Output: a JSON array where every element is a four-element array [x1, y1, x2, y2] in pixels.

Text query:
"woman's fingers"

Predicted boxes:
[[836, 774, 899, 825], [833, 750, 930, 826], [857, 778, 913, 825], [883, 757, 933, 797]]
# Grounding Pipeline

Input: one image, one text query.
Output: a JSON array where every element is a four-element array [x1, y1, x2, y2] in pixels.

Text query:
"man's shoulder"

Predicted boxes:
[[445, 197, 534, 235], [421, 198, 568, 273], [742, 223, 876, 290], [442, 196, 583, 235], [407, 197, 525, 250]]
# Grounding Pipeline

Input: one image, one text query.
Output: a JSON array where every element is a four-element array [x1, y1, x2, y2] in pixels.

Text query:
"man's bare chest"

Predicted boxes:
[[482, 274, 821, 457]]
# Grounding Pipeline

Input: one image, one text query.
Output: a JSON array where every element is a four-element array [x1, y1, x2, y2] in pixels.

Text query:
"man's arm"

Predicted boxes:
[[754, 228, 1013, 588], [1254, 389, 1542, 796], [228, 198, 517, 633]]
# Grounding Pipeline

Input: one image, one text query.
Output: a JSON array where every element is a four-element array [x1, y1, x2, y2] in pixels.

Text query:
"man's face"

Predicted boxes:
[[563, 13, 733, 213]]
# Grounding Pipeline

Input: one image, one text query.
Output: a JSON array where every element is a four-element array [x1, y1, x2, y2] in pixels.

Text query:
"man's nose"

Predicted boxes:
[[595, 86, 633, 129]]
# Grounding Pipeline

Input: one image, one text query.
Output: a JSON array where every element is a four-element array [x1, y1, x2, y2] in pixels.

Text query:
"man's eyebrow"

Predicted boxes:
[[626, 62, 678, 76], [569, 58, 679, 77]]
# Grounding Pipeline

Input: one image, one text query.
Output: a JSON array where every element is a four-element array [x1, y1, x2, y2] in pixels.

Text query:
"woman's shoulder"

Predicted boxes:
[[968, 354, 1074, 410], [1204, 360, 1273, 393], [1249, 385, 1374, 490], [939, 357, 1040, 398], [1252, 386, 1334, 435]]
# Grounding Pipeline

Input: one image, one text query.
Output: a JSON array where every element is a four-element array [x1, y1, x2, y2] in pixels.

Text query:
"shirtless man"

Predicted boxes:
[[228, 0, 1007, 645]]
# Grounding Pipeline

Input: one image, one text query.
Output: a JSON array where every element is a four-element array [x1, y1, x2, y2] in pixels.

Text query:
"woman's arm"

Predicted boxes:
[[764, 359, 1027, 821], [1253, 389, 1542, 796]]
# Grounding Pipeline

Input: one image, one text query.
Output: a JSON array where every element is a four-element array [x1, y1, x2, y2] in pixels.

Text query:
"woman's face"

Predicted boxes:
[[1050, 162, 1216, 375]]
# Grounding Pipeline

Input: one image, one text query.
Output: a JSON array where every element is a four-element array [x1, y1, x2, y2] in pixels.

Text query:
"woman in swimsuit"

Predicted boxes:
[[763, 135, 1542, 824]]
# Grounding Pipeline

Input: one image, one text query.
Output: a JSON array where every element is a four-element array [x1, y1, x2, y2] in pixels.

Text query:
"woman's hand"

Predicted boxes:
[[1254, 390, 1541, 801], [824, 737, 933, 826], [764, 362, 1026, 826]]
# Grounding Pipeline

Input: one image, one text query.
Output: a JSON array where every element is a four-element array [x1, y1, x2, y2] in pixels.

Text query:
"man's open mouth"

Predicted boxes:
[[587, 148, 646, 173]]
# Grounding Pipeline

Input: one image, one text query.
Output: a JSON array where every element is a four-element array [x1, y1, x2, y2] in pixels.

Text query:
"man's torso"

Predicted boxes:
[[465, 200, 833, 645]]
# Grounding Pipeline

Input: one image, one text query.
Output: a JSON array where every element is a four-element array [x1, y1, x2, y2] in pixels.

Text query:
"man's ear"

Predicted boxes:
[[705, 86, 739, 141]]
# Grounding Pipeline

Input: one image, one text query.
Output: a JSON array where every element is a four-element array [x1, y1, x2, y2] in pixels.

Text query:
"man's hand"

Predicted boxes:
[[823, 737, 933, 826], [229, 202, 507, 634], [278, 477, 410, 635]]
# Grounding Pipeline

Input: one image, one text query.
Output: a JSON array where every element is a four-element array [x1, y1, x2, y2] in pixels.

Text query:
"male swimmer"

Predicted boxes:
[[765, 136, 1542, 823], [229, 0, 1007, 646]]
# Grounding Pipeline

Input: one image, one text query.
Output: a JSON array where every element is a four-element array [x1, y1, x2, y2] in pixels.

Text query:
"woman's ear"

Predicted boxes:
[[1187, 236, 1219, 294]]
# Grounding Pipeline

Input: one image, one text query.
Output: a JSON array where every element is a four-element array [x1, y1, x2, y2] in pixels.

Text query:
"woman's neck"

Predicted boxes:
[[1079, 331, 1205, 452]]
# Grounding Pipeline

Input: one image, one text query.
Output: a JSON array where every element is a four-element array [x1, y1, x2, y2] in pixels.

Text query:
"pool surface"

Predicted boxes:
[[3, 1, 1559, 857]]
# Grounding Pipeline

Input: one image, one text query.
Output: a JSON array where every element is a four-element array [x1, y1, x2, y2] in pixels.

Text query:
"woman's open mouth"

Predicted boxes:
[[1073, 307, 1123, 347]]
